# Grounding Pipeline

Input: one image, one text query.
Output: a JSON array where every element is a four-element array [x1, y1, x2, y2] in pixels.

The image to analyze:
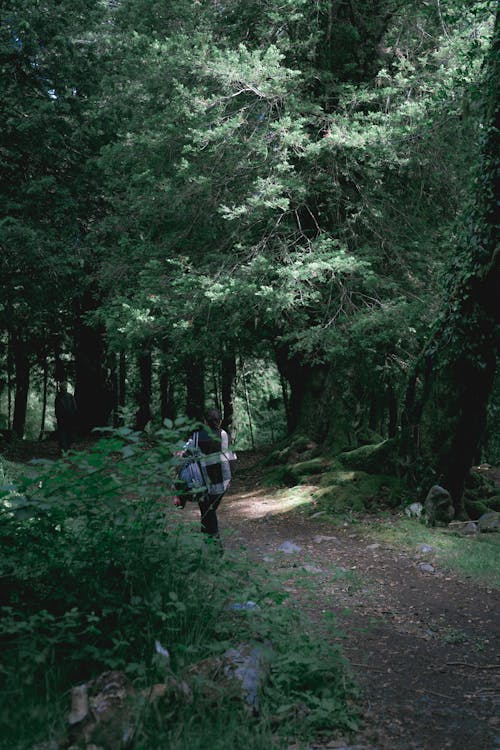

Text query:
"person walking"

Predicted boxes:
[[176, 408, 235, 545]]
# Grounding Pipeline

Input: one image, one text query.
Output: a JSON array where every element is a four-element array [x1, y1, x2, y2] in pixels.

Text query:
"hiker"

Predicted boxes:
[[55, 382, 78, 453], [176, 408, 235, 542]]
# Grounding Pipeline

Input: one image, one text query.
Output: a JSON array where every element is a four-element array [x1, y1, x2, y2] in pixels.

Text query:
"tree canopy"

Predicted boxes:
[[1, 0, 498, 506]]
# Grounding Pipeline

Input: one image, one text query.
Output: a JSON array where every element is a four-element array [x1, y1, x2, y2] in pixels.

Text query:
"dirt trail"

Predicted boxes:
[[210, 454, 500, 750]]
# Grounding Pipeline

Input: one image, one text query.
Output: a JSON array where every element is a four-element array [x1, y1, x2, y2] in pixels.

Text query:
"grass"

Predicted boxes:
[[367, 517, 500, 587]]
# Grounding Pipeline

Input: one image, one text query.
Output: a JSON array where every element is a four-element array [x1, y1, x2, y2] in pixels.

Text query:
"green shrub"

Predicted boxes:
[[0, 423, 357, 749]]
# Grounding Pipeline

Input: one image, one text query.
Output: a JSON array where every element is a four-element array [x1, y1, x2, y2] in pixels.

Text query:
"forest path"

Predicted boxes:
[[210, 452, 500, 750]]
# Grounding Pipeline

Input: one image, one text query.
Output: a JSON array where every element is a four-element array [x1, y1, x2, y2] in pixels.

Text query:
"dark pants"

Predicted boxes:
[[198, 493, 224, 537]]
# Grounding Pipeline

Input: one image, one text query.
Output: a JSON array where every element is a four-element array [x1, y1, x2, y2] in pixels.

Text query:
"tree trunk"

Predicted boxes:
[[132, 349, 153, 430], [274, 345, 308, 434], [241, 366, 255, 450], [74, 292, 112, 435], [387, 383, 398, 439], [109, 353, 119, 427], [38, 354, 48, 440], [12, 335, 30, 439], [400, 9, 500, 516], [185, 356, 205, 420], [7, 332, 13, 429], [160, 366, 175, 422], [119, 352, 126, 411], [138, 349, 152, 407], [221, 351, 236, 436]]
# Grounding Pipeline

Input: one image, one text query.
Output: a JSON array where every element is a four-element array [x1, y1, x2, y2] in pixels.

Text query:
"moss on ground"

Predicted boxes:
[[312, 472, 405, 514], [338, 439, 399, 475], [263, 457, 330, 487]]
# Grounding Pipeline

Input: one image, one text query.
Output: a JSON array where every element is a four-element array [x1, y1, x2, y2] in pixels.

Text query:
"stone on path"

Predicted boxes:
[[279, 541, 302, 553], [417, 562, 435, 574], [313, 535, 338, 544]]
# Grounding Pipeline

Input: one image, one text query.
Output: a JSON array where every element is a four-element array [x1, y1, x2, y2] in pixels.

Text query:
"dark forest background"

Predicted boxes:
[[1, 0, 499, 515]]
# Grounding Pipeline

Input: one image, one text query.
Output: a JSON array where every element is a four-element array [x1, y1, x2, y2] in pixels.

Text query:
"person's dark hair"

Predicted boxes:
[[205, 408, 222, 430]]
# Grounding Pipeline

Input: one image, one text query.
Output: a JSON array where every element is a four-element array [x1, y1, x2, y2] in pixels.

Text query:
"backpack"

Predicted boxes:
[[178, 432, 209, 497]]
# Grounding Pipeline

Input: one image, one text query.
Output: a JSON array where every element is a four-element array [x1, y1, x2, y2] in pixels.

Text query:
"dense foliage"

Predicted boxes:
[[0, 0, 498, 489], [0, 427, 357, 749]]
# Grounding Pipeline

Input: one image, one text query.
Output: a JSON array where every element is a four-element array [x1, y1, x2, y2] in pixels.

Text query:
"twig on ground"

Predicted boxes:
[[446, 662, 500, 670]]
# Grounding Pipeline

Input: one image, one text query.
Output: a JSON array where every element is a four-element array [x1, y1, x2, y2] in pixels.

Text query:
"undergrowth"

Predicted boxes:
[[0, 423, 357, 750]]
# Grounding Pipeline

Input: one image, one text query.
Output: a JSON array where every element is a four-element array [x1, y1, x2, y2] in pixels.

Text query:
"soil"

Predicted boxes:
[[215, 452, 500, 750]]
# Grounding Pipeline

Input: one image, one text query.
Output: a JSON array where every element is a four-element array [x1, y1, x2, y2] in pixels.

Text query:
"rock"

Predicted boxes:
[[338, 438, 398, 475], [405, 502, 424, 518], [416, 544, 434, 553], [223, 643, 269, 715], [366, 543, 380, 550], [424, 485, 454, 526], [478, 511, 500, 532], [313, 535, 338, 544], [279, 541, 302, 553], [228, 601, 260, 611], [67, 670, 134, 750], [68, 685, 89, 726], [461, 521, 478, 536], [417, 562, 435, 574], [301, 564, 323, 574]]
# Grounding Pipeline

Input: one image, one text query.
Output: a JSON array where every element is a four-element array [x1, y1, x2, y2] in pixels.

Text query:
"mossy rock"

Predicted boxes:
[[319, 468, 370, 488], [338, 439, 399, 475], [262, 434, 318, 467], [313, 485, 366, 513], [354, 428, 384, 447], [263, 457, 329, 487], [487, 494, 500, 512], [263, 465, 301, 487], [465, 494, 500, 518], [464, 497, 491, 520], [313, 472, 404, 513], [291, 458, 329, 476]]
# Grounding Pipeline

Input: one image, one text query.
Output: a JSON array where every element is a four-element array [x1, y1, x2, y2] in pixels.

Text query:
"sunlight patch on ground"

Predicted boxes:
[[222, 484, 315, 521]]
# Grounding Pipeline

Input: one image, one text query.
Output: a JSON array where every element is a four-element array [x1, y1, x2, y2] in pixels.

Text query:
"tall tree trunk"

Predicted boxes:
[[12, 335, 30, 439], [109, 353, 119, 427], [241, 366, 255, 450], [387, 383, 398, 439], [7, 332, 13, 429], [38, 353, 48, 440], [185, 356, 205, 420], [133, 349, 153, 430], [221, 350, 236, 436], [74, 292, 112, 435], [211, 359, 221, 411], [119, 352, 126, 412], [160, 366, 175, 422], [274, 345, 308, 434], [400, 9, 500, 516]]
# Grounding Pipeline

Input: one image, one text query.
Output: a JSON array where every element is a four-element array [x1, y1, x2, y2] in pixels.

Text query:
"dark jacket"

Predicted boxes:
[[196, 428, 224, 487]]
